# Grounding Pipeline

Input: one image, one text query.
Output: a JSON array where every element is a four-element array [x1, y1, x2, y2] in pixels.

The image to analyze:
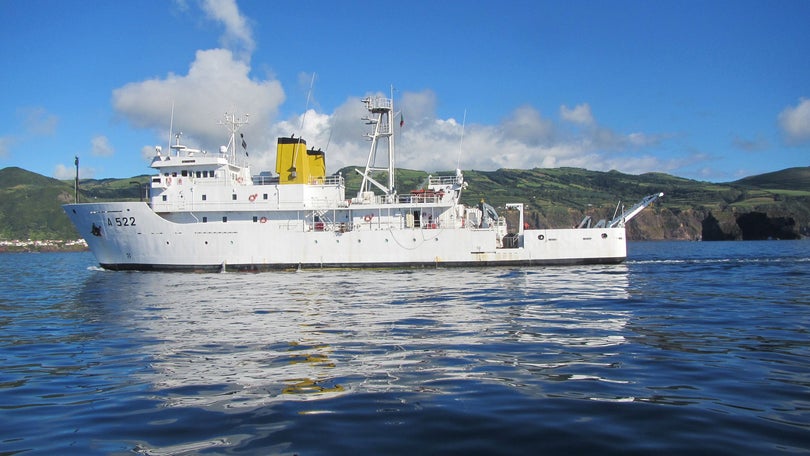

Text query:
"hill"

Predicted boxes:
[[0, 167, 78, 241], [0, 165, 808, 242]]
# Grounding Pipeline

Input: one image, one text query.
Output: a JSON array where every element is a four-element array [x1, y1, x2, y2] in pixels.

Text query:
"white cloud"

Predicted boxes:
[[560, 103, 594, 126], [778, 98, 810, 145], [732, 135, 768, 152], [141, 145, 159, 163], [54, 163, 94, 180], [53, 164, 73, 180], [399, 90, 438, 126], [112, 48, 284, 151], [254, 94, 676, 178], [20, 107, 59, 135], [0, 108, 57, 160], [0, 136, 12, 158], [200, 0, 254, 61], [626, 132, 660, 148], [113, 0, 277, 165], [501, 105, 555, 146], [91, 135, 114, 157]]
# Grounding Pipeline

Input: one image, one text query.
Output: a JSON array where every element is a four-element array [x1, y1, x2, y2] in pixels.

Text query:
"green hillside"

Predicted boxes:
[[733, 167, 810, 191], [0, 167, 78, 240], [0, 165, 808, 242]]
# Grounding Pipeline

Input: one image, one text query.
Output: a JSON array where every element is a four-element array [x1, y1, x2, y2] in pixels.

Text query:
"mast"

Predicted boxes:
[[292, 73, 317, 179], [358, 91, 396, 200], [74, 155, 79, 203], [219, 112, 250, 161]]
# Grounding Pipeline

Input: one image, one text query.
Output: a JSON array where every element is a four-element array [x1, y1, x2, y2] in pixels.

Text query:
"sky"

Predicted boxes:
[[1, 0, 809, 183]]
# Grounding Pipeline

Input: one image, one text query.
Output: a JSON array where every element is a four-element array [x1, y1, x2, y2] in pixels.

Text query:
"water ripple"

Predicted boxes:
[[1, 243, 809, 454]]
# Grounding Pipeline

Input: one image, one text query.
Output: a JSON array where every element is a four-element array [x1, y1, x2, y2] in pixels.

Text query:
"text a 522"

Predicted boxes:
[[107, 217, 136, 227]]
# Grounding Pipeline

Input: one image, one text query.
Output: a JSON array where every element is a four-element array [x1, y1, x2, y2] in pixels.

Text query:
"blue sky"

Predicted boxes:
[[1, 0, 808, 182]]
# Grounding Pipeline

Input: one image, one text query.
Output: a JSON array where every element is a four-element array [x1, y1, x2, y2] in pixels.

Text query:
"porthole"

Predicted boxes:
[[538, 234, 545, 240], [601, 233, 608, 239]]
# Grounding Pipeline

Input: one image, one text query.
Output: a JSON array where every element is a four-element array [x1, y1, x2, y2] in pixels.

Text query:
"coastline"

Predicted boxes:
[[0, 239, 88, 253]]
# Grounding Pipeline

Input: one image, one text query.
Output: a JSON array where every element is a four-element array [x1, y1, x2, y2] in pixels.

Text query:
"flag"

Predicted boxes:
[[400, 113, 404, 128], [241, 133, 248, 156]]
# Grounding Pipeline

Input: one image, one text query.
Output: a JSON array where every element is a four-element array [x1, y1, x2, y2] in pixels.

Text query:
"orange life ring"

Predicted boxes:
[[260, 217, 267, 224], [364, 214, 373, 222], [237, 177, 244, 184], [249, 194, 257, 202]]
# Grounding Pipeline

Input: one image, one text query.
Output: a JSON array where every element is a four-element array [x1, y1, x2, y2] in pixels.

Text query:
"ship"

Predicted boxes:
[[63, 94, 663, 271]]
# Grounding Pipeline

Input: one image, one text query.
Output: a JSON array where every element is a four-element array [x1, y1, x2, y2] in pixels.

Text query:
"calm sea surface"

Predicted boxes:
[[1, 241, 808, 455]]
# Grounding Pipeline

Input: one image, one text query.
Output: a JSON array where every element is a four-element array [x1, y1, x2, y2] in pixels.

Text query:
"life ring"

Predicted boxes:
[[166, 177, 172, 185], [364, 214, 373, 222], [260, 217, 267, 224], [237, 177, 244, 184], [249, 194, 257, 202]]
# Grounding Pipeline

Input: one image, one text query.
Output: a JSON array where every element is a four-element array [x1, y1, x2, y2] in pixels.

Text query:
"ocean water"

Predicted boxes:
[[1, 241, 808, 455]]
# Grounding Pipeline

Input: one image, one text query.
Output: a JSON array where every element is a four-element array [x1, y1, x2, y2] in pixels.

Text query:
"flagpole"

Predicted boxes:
[[74, 155, 79, 204]]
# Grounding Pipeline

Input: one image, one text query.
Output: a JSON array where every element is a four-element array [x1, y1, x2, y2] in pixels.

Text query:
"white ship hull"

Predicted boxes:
[[64, 201, 628, 271]]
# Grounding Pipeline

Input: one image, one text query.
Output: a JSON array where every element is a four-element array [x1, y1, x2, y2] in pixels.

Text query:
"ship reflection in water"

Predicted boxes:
[[87, 265, 631, 410]]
